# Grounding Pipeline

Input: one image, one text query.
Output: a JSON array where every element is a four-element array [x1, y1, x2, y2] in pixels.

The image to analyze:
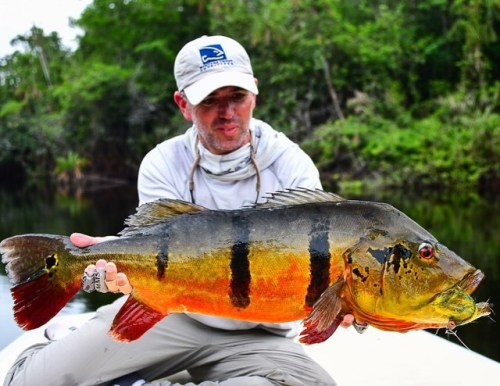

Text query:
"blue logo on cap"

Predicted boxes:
[[198, 44, 234, 72], [200, 44, 227, 64]]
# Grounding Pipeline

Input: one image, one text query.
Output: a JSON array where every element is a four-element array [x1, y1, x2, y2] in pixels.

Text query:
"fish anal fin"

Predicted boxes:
[[299, 279, 344, 345], [110, 295, 167, 342]]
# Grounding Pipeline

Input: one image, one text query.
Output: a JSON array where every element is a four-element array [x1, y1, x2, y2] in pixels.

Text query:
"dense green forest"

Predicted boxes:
[[0, 0, 498, 194]]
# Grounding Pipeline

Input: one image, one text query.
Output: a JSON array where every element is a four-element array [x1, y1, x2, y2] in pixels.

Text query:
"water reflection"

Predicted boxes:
[[0, 183, 137, 349], [0, 185, 498, 362]]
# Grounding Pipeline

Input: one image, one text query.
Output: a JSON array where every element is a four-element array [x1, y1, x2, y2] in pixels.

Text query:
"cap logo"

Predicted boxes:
[[199, 44, 234, 72]]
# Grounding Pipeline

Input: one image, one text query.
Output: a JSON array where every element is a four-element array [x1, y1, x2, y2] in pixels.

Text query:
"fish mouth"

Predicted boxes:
[[458, 269, 484, 294], [448, 269, 491, 326]]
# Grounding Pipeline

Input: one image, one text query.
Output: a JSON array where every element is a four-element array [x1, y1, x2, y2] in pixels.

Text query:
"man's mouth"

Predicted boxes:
[[218, 126, 239, 136]]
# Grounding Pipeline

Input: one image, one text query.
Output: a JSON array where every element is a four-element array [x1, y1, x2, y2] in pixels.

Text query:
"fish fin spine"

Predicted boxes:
[[254, 188, 345, 209], [120, 199, 207, 236]]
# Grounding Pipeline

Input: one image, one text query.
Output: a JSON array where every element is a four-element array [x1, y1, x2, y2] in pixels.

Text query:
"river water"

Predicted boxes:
[[0, 183, 498, 362]]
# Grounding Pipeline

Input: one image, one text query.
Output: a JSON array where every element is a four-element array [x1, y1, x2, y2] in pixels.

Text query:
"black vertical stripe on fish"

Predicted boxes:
[[306, 220, 331, 307], [156, 233, 169, 280], [229, 213, 251, 308]]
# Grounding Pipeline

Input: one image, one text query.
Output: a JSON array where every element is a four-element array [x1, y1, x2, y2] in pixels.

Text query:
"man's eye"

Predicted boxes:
[[231, 93, 248, 102], [200, 98, 216, 107], [199, 92, 248, 107]]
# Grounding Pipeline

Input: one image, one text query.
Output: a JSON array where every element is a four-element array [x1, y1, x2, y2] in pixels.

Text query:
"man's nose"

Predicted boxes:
[[217, 100, 235, 118]]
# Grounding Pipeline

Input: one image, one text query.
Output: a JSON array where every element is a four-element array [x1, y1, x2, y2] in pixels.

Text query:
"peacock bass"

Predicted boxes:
[[0, 189, 491, 344]]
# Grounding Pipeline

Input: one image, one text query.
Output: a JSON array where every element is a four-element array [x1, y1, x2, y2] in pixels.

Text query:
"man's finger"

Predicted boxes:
[[105, 262, 118, 281], [94, 266, 108, 293], [81, 264, 97, 293], [70, 233, 97, 248], [340, 314, 355, 328], [116, 273, 132, 295], [70, 234, 118, 248], [81, 271, 95, 293], [104, 262, 120, 292]]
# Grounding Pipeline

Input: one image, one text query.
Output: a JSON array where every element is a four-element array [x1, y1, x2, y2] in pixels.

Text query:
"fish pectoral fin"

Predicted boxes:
[[109, 295, 167, 342], [299, 279, 344, 344]]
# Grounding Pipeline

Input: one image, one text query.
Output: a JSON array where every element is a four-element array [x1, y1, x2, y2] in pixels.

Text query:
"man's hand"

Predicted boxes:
[[72, 233, 132, 295], [82, 259, 133, 294]]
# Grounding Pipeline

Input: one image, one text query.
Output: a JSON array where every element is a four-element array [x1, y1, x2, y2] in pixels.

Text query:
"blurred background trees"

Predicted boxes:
[[0, 0, 498, 192]]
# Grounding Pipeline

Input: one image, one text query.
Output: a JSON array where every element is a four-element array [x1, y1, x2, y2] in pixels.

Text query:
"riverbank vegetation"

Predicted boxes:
[[0, 0, 498, 194]]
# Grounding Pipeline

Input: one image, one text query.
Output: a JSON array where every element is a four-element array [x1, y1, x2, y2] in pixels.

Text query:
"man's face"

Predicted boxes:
[[178, 86, 257, 155]]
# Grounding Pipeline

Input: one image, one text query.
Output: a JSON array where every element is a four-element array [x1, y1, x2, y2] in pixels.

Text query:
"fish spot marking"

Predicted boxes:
[[46, 254, 58, 278], [45, 254, 57, 269], [386, 244, 412, 274], [353, 267, 368, 282], [368, 247, 390, 264]]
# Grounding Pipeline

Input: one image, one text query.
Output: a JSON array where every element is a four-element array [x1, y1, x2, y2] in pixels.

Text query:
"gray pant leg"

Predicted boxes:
[[143, 326, 335, 386], [5, 297, 201, 386], [5, 296, 335, 386], [146, 376, 274, 386]]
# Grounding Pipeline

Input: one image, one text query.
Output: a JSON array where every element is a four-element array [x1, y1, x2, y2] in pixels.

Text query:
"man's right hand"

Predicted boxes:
[[72, 233, 133, 295]]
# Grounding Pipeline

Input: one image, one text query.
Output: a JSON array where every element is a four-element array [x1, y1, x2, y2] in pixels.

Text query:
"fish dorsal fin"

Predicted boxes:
[[255, 188, 345, 208], [119, 199, 206, 236]]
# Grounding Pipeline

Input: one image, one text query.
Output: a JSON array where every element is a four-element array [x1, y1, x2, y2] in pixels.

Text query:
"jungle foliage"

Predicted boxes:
[[0, 0, 498, 192]]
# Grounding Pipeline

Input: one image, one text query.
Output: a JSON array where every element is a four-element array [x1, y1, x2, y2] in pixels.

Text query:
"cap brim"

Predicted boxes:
[[183, 72, 258, 105]]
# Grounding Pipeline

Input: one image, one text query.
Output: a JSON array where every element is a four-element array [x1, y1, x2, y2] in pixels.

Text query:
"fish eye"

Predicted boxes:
[[418, 242, 434, 259]]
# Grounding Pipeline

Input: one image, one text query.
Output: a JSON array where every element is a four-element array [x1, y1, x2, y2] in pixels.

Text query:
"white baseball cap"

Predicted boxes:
[[174, 35, 259, 105]]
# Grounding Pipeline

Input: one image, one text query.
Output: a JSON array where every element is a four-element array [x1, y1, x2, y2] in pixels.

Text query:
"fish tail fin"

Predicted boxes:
[[1, 234, 81, 330]]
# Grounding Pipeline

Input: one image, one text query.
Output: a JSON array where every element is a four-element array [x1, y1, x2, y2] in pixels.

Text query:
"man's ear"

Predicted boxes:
[[174, 91, 192, 121]]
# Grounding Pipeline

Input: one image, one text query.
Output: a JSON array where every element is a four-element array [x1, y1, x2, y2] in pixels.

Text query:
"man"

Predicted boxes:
[[5, 35, 351, 386]]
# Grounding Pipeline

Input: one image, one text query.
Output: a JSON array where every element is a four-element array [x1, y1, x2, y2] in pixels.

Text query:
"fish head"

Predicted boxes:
[[342, 204, 491, 331]]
